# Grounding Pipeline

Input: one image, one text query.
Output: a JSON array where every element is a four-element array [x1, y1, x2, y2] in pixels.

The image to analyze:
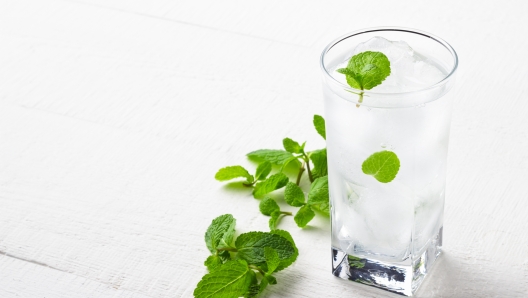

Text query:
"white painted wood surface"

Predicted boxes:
[[1, 0, 527, 297]]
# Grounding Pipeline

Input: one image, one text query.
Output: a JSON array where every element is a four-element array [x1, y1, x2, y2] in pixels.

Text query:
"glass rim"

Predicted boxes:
[[320, 26, 459, 96]]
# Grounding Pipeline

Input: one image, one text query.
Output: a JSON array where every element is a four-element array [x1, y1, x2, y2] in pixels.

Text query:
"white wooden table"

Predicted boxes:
[[1, 0, 527, 297]]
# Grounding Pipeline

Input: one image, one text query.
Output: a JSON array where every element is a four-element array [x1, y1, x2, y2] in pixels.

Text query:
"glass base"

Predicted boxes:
[[332, 227, 443, 296]]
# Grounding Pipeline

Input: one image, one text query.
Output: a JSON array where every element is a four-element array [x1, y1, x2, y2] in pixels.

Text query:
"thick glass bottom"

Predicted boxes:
[[332, 227, 442, 296]]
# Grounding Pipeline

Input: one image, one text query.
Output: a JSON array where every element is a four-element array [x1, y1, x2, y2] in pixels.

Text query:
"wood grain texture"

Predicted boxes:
[[0, 0, 527, 297]]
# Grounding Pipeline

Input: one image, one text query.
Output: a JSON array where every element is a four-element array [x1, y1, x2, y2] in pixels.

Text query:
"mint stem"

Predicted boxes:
[[356, 92, 364, 108], [305, 157, 314, 183], [295, 162, 305, 185], [280, 211, 292, 216], [249, 264, 267, 277]]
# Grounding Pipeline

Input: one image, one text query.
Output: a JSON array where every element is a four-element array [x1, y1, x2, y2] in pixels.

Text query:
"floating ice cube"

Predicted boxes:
[[334, 37, 446, 93]]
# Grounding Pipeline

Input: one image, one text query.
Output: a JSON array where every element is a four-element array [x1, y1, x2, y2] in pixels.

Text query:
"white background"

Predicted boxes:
[[1, 0, 527, 297]]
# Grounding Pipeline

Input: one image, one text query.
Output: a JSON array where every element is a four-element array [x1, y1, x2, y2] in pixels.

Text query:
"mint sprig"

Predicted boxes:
[[337, 51, 391, 106], [195, 214, 298, 298], [215, 115, 329, 230]]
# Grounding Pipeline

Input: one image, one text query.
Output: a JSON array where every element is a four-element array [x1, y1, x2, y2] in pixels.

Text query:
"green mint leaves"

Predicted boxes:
[[313, 115, 326, 140], [337, 51, 391, 91], [215, 166, 254, 185], [215, 115, 329, 230], [361, 150, 400, 183], [195, 214, 298, 298]]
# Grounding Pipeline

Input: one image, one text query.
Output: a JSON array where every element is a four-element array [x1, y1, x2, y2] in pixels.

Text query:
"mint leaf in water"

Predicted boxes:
[[294, 205, 315, 228], [255, 161, 272, 181], [307, 176, 330, 216], [337, 51, 391, 90], [284, 182, 305, 207], [215, 166, 254, 184], [313, 115, 326, 140], [259, 197, 280, 216], [361, 150, 400, 183], [205, 214, 236, 253], [194, 259, 255, 298], [253, 173, 289, 198], [310, 148, 327, 179], [235, 232, 295, 264], [247, 149, 299, 166], [283, 138, 303, 154]]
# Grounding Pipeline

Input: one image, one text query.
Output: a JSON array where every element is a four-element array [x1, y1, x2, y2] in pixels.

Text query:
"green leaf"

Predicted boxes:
[[264, 275, 277, 285], [310, 149, 327, 179], [264, 247, 280, 274], [259, 197, 280, 216], [348, 255, 366, 269], [361, 150, 400, 183], [313, 115, 326, 140], [205, 214, 236, 254], [284, 182, 305, 207], [338, 51, 391, 90], [235, 232, 295, 264], [247, 149, 299, 166], [215, 166, 254, 184], [252, 173, 289, 198], [269, 210, 281, 230], [204, 255, 223, 271], [307, 176, 329, 216], [282, 138, 302, 154], [254, 161, 272, 181], [269, 230, 298, 271], [194, 259, 254, 298], [294, 205, 315, 228]]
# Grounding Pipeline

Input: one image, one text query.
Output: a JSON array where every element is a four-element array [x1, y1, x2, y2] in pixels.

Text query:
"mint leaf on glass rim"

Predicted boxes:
[[337, 51, 391, 106], [361, 150, 400, 183]]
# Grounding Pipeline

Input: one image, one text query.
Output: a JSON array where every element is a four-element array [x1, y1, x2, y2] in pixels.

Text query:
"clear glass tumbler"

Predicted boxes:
[[320, 27, 458, 296]]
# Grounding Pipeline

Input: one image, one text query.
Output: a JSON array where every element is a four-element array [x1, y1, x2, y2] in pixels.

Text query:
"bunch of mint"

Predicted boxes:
[[215, 115, 329, 229], [194, 214, 298, 298]]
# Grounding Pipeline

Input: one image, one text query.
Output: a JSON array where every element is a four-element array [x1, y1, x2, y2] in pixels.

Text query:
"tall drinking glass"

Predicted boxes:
[[320, 27, 458, 296]]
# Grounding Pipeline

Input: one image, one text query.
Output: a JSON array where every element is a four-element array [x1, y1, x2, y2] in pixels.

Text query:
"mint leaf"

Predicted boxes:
[[307, 176, 329, 216], [204, 255, 223, 271], [254, 161, 272, 181], [338, 51, 391, 90], [205, 214, 236, 253], [259, 197, 280, 216], [235, 232, 295, 264], [269, 230, 298, 271], [215, 166, 254, 184], [294, 205, 315, 228], [269, 210, 281, 230], [252, 173, 289, 198], [361, 150, 400, 183], [264, 275, 277, 285], [310, 149, 327, 179], [313, 115, 326, 140], [284, 182, 305, 207], [247, 149, 299, 166], [282, 138, 302, 154], [194, 259, 254, 298], [264, 247, 280, 274]]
